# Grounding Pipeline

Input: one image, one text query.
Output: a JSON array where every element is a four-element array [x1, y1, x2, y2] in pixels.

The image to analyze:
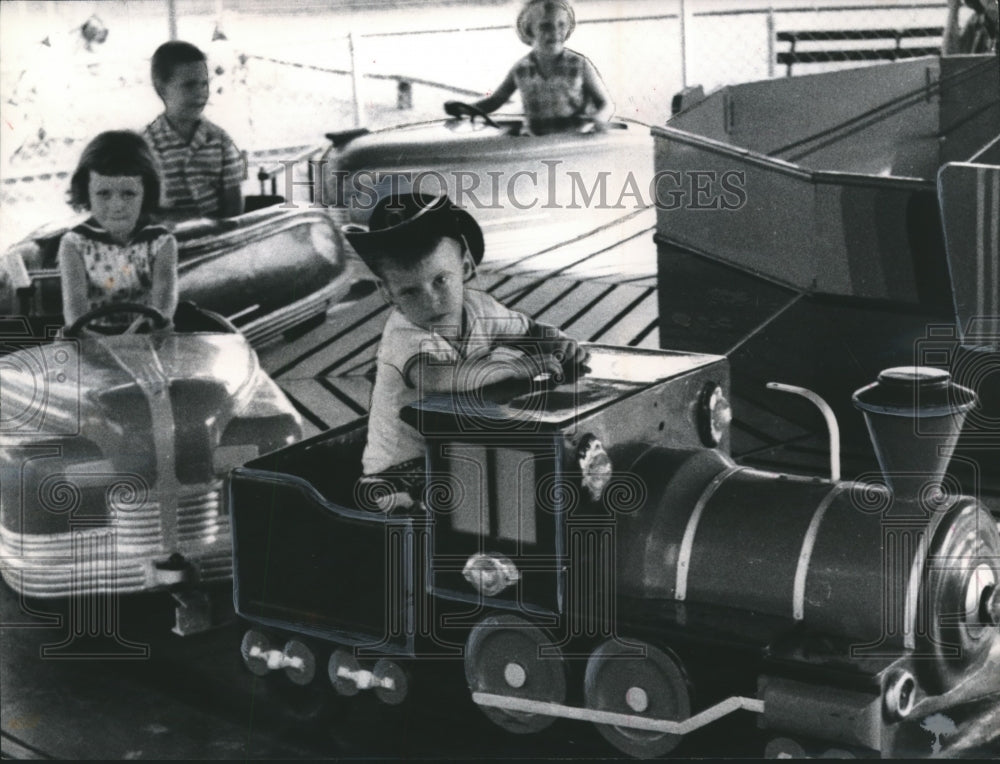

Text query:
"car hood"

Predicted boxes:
[[334, 117, 653, 171], [1, 332, 259, 437]]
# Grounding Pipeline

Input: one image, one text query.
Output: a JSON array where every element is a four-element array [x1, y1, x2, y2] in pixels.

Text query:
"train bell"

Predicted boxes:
[[852, 366, 977, 500]]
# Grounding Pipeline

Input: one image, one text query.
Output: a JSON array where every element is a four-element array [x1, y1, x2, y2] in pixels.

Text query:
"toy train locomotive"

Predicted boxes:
[[227, 343, 1000, 758]]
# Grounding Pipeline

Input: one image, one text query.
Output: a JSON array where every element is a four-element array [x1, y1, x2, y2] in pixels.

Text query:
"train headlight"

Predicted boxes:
[[966, 564, 998, 633], [884, 669, 916, 720], [578, 435, 612, 501], [984, 585, 1000, 628], [698, 382, 731, 447]]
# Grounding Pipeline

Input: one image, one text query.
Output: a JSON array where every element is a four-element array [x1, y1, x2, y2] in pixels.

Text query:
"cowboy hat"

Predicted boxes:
[[342, 191, 484, 266]]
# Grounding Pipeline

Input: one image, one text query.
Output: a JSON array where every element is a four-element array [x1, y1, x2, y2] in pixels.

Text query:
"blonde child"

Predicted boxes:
[[445, 0, 614, 135], [59, 130, 178, 332]]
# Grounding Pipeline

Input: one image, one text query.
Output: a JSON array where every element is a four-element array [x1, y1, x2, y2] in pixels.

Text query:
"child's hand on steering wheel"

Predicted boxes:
[[546, 338, 591, 382], [561, 338, 591, 373]]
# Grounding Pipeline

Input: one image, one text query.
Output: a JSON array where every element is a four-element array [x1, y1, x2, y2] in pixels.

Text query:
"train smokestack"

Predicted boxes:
[[852, 367, 976, 500]]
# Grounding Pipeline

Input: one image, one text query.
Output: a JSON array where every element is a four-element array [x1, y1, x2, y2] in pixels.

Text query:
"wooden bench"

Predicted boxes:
[[776, 27, 943, 76]]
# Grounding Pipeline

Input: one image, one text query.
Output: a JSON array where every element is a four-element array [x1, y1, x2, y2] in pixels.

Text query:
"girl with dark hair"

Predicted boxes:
[[59, 130, 177, 331]]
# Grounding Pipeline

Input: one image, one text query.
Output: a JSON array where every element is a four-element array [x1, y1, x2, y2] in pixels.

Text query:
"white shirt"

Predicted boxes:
[[363, 288, 532, 474]]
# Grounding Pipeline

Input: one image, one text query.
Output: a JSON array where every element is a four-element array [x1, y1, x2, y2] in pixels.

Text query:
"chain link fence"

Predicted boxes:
[[1, 0, 950, 250]]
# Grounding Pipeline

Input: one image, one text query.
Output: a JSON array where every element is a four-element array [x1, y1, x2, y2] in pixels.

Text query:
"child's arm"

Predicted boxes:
[[582, 58, 615, 127], [488, 321, 590, 380], [151, 235, 179, 322], [218, 136, 244, 218], [57, 234, 90, 327], [525, 320, 590, 376], [404, 344, 558, 394], [220, 185, 243, 218], [469, 68, 518, 115]]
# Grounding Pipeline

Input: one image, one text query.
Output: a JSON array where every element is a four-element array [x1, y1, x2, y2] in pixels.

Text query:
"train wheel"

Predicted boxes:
[[373, 659, 409, 705], [764, 737, 806, 758], [283, 639, 317, 686], [276, 639, 327, 721], [917, 502, 1000, 693], [464, 613, 566, 734], [583, 639, 690, 758], [240, 629, 271, 676], [328, 649, 363, 697]]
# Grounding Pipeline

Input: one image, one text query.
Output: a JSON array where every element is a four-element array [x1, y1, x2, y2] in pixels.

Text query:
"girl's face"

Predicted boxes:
[[531, 7, 571, 56], [88, 172, 144, 243], [379, 238, 470, 334]]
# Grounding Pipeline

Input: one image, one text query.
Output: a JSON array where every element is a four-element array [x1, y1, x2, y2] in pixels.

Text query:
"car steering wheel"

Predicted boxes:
[[63, 302, 171, 338], [444, 101, 500, 129]]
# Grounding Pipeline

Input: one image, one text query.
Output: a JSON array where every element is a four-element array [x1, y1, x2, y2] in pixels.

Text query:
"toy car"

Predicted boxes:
[[321, 107, 655, 263], [228, 343, 1000, 757], [1, 205, 359, 348], [0, 301, 302, 629]]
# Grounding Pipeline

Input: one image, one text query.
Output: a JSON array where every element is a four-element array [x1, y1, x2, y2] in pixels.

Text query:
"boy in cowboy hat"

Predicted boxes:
[[344, 190, 589, 508]]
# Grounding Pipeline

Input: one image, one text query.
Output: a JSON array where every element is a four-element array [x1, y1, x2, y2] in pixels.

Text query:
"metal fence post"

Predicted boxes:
[[167, 0, 178, 40], [348, 31, 362, 128], [679, 0, 687, 89], [766, 5, 775, 79]]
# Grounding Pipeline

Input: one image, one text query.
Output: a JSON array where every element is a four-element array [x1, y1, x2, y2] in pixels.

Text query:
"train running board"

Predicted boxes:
[[471, 692, 764, 734]]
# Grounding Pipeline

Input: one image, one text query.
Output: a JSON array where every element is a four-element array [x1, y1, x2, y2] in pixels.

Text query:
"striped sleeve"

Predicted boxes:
[[219, 130, 244, 190]]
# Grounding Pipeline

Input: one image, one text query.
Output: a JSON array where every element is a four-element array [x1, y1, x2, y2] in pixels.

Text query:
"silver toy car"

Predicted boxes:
[[0, 302, 302, 621]]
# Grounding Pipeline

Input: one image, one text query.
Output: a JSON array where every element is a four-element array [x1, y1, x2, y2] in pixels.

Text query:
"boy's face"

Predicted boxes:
[[379, 238, 470, 334], [532, 8, 571, 55], [88, 172, 144, 243], [156, 61, 210, 122]]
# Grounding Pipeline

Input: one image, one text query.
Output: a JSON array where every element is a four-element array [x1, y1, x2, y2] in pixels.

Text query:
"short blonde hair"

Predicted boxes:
[[516, 0, 576, 45]]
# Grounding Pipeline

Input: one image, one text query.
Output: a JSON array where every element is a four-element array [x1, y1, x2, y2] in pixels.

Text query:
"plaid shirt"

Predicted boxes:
[[513, 50, 588, 125], [143, 114, 243, 219]]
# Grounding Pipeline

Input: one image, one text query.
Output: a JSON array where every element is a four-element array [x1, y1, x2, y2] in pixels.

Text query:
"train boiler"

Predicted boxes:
[[226, 343, 1000, 758]]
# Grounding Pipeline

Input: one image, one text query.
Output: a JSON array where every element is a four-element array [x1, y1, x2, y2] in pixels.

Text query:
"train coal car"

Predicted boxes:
[[227, 343, 1000, 758]]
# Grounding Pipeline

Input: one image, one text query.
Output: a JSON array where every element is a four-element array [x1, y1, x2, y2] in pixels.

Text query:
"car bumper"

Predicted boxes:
[[0, 482, 232, 598]]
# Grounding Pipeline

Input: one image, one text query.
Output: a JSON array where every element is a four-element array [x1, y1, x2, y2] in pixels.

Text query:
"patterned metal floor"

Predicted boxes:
[[259, 207, 659, 437]]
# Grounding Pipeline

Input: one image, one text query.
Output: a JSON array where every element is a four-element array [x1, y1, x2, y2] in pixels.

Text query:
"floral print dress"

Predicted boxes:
[[58, 218, 173, 329]]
